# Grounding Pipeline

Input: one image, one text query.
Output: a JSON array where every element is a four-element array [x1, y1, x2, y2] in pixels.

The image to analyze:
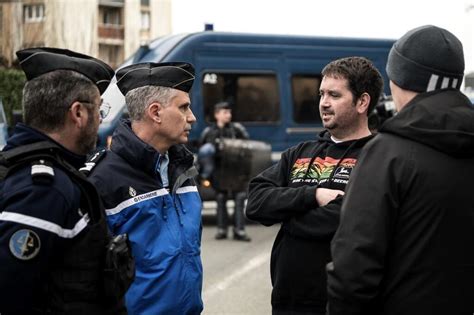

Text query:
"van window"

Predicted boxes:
[[202, 72, 280, 123], [292, 75, 322, 124]]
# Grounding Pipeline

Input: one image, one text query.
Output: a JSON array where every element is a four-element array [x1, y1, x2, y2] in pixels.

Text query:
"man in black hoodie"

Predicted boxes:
[[246, 56, 383, 315], [327, 26, 474, 315]]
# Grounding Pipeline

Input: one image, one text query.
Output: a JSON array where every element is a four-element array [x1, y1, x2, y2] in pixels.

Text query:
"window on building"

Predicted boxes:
[[141, 0, 150, 5], [99, 0, 124, 4], [23, 4, 45, 23], [0, 7, 3, 34], [99, 44, 123, 68], [102, 7, 121, 25], [140, 11, 150, 30], [202, 72, 280, 123], [291, 75, 322, 123]]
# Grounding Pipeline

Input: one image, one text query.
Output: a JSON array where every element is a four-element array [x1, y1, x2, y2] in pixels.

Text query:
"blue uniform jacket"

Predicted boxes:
[[0, 124, 87, 312], [89, 120, 203, 315]]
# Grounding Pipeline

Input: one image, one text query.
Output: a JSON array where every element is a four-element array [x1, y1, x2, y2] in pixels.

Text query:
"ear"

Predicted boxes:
[[147, 102, 162, 123], [356, 92, 371, 115], [68, 101, 88, 128]]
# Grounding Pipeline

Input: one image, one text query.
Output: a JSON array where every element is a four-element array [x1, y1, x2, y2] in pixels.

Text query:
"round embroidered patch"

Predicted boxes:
[[9, 229, 41, 260]]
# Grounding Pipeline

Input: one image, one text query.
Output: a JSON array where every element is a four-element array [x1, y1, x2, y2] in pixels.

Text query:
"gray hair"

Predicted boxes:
[[23, 70, 98, 132], [125, 85, 179, 121]]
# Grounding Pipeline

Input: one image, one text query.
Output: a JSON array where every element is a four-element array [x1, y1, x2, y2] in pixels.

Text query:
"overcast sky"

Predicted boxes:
[[171, 0, 474, 72]]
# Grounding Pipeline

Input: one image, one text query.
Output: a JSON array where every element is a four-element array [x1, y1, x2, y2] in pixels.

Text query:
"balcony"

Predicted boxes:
[[98, 24, 124, 39], [99, 0, 124, 8]]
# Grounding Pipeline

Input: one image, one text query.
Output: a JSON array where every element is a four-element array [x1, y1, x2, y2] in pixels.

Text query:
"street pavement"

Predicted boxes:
[[201, 214, 279, 315]]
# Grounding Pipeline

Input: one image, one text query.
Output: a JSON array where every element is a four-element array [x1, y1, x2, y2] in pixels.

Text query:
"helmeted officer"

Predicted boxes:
[[0, 48, 132, 314]]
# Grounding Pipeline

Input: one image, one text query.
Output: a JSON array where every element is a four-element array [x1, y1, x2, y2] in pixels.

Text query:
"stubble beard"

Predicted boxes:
[[77, 116, 98, 155]]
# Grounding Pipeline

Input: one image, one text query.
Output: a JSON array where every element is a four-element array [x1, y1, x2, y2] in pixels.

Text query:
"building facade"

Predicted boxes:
[[0, 0, 172, 68]]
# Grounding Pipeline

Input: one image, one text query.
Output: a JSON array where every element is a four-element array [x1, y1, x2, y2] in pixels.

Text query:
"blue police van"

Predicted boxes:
[[99, 31, 394, 159]]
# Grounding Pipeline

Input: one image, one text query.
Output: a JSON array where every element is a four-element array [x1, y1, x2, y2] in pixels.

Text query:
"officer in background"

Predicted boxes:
[[199, 101, 251, 241], [0, 48, 130, 314]]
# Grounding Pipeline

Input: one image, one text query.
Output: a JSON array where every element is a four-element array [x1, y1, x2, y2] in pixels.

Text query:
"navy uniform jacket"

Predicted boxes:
[[0, 124, 88, 311], [0, 124, 124, 315]]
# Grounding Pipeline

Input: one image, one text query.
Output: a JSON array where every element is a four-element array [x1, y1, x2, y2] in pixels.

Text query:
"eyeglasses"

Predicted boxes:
[[78, 99, 111, 119]]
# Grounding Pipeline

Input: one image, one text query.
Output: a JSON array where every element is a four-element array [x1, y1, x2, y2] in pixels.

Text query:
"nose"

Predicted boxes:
[[188, 110, 197, 123], [319, 96, 330, 109]]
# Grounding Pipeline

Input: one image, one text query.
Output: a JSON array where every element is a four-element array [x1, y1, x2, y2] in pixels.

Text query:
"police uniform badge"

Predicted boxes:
[[9, 229, 41, 260]]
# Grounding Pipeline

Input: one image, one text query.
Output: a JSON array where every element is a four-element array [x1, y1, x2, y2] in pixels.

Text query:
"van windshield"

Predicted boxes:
[[101, 33, 191, 124], [138, 33, 190, 63]]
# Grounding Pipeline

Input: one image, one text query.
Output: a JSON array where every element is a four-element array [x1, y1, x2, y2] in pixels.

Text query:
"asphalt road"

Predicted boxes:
[[201, 214, 279, 315]]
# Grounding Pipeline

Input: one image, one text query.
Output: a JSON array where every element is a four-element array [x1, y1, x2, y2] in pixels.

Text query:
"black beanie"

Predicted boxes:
[[386, 25, 464, 92]]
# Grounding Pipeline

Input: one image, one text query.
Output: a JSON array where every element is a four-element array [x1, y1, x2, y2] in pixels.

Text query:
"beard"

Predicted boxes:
[[77, 114, 98, 155], [321, 110, 336, 130]]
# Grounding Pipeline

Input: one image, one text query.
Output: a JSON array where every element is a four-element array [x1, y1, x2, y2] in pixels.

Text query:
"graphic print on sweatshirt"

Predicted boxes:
[[290, 156, 357, 185]]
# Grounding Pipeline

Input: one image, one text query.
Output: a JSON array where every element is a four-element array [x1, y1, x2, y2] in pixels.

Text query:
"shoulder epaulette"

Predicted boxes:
[[79, 149, 107, 176], [31, 159, 55, 183], [0, 141, 59, 181]]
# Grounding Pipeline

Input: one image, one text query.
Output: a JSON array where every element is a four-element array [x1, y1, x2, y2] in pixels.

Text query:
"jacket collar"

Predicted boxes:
[[110, 119, 194, 176], [4, 123, 86, 169]]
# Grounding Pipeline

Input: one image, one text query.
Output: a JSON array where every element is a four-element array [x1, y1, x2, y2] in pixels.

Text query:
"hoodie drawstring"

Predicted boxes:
[[302, 138, 361, 189], [303, 142, 329, 180], [326, 140, 358, 189]]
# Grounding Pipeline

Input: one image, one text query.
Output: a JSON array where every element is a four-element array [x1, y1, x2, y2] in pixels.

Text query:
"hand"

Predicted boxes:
[[315, 188, 345, 206]]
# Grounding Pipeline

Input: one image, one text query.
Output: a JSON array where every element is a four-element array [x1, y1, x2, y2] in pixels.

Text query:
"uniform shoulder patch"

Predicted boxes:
[[80, 149, 107, 176], [9, 229, 41, 260], [31, 159, 55, 184]]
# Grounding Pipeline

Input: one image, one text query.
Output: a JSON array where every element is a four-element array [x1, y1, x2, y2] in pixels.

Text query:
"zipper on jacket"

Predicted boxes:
[[177, 195, 186, 214], [173, 196, 184, 226]]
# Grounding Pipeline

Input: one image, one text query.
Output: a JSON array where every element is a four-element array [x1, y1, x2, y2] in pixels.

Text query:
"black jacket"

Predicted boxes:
[[246, 130, 372, 313], [0, 124, 125, 314], [199, 122, 249, 145], [328, 90, 474, 315], [199, 122, 249, 191]]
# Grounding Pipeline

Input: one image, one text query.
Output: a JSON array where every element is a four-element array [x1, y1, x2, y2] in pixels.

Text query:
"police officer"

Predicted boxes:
[[88, 62, 203, 314], [0, 48, 129, 314], [199, 101, 251, 241]]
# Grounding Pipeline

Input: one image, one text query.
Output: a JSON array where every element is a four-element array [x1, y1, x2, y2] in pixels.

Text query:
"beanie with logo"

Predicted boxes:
[[386, 25, 464, 93]]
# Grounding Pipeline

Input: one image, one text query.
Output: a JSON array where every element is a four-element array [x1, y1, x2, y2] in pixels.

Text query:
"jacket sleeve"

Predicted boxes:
[[233, 123, 250, 140], [327, 136, 405, 314], [88, 175, 125, 233], [0, 183, 80, 310], [284, 195, 342, 240], [245, 148, 317, 226], [199, 126, 212, 145]]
